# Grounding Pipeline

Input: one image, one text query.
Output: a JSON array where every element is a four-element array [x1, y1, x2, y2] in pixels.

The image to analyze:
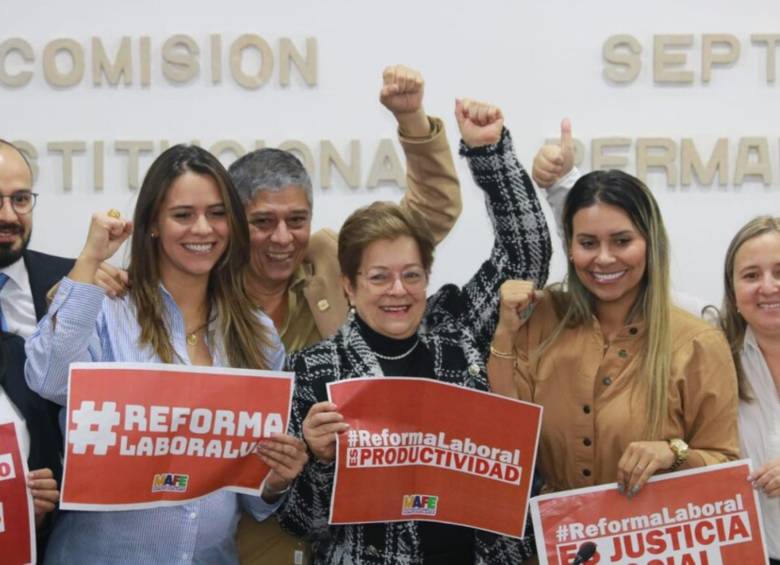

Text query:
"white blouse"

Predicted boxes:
[[738, 326, 780, 559]]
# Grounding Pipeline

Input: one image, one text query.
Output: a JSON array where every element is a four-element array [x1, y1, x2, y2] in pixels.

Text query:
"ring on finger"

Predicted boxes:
[[107, 208, 121, 219]]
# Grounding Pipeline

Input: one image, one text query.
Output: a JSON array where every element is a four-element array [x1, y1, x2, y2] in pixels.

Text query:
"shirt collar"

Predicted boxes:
[[289, 263, 311, 292], [743, 325, 761, 355], [1, 256, 28, 289]]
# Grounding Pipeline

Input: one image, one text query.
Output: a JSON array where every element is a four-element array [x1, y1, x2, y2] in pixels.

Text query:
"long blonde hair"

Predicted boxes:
[[128, 145, 272, 369], [538, 170, 672, 439], [717, 215, 780, 401]]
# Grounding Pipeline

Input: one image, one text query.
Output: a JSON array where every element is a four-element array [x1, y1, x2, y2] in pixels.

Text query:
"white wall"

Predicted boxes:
[[2, 0, 779, 306]]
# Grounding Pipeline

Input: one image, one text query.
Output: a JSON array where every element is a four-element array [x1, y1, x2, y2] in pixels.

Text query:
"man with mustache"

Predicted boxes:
[[0, 140, 74, 337]]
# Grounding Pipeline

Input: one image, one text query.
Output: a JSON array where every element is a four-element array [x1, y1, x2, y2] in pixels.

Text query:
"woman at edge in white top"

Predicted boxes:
[[716, 216, 780, 564]]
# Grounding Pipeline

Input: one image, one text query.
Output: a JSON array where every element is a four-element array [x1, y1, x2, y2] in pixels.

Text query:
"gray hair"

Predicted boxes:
[[228, 148, 313, 208]]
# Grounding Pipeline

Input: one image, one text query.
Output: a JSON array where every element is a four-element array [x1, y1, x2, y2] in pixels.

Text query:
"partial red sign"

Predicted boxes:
[[0, 422, 35, 565], [531, 460, 766, 565], [61, 362, 293, 510], [327, 377, 542, 538]]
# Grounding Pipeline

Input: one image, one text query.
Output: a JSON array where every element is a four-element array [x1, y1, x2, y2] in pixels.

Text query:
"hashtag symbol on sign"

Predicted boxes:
[[555, 524, 569, 542], [347, 429, 357, 447], [69, 401, 121, 455]]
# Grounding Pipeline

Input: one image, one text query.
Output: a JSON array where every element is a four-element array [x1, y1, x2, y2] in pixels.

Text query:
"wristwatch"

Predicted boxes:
[[668, 438, 689, 470]]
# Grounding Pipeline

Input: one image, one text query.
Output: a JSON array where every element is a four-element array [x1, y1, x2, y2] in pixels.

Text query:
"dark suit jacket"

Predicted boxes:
[[22, 249, 75, 322], [0, 332, 63, 478]]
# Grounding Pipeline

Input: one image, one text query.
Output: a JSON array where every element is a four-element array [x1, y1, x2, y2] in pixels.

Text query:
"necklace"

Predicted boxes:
[[372, 338, 420, 361], [186, 322, 208, 346]]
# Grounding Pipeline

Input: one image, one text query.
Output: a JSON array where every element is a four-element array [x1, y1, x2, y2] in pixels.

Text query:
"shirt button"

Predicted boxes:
[[468, 364, 480, 377], [583, 468, 592, 477], [189, 512, 197, 519], [583, 438, 592, 447], [583, 405, 591, 414], [629, 327, 638, 335], [603, 377, 612, 386], [618, 349, 628, 358]]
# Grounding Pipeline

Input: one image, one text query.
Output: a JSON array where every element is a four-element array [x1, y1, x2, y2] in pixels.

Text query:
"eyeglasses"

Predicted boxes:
[[0, 191, 38, 215], [357, 268, 428, 293]]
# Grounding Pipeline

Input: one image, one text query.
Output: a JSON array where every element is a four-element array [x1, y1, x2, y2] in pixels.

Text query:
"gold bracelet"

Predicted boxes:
[[490, 344, 516, 360]]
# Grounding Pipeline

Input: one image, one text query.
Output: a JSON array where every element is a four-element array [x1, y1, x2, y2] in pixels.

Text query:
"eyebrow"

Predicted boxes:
[[738, 263, 780, 273], [249, 209, 310, 217], [168, 203, 224, 211], [365, 263, 424, 271], [576, 230, 635, 238]]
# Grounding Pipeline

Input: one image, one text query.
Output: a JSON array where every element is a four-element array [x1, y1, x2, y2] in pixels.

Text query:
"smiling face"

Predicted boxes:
[[0, 143, 33, 268], [245, 186, 312, 291], [733, 231, 780, 340], [570, 202, 647, 315], [155, 171, 229, 286], [342, 236, 428, 339]]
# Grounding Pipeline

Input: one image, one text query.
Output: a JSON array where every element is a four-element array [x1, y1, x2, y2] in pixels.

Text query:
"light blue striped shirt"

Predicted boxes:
[[25, 278, 286, 564]]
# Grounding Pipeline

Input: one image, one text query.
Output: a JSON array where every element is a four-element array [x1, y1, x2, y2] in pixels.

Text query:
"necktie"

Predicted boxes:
[[0, 273, 9, 332]]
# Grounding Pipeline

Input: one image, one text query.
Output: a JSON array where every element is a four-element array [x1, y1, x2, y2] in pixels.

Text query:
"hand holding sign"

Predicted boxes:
[[532, 118, 574, 188], [748, 456, 780, 497], [616, 440, 676, 497], [302, 401, 348, 464], [28, 468, 58, 526], [257, 434, 308, 501]]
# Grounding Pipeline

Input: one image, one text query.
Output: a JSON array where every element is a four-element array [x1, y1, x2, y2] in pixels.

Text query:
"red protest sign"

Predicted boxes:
[[61, 363, 293, 510], [531, 460, 766, 565], [327, 377, 542, 538], [0, 422, 35, 565]]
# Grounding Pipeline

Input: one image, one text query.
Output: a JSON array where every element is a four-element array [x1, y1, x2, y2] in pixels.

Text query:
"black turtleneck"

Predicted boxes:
[[355, 314, 475, 564]]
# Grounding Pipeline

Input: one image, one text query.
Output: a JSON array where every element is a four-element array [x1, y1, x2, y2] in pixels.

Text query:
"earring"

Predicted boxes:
[[150, 232, 158, 238], [568, 255, 573, 262]]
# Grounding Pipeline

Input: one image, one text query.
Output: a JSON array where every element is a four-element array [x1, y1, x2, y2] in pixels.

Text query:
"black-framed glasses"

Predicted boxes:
[[0, 191, 38, 214]]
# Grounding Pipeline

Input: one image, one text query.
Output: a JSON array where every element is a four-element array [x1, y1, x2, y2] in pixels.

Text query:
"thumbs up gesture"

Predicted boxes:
[[532, 118, 574, 188]]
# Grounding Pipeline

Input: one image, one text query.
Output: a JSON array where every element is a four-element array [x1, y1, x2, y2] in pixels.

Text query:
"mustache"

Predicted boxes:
[[0, 222, 23, 234]]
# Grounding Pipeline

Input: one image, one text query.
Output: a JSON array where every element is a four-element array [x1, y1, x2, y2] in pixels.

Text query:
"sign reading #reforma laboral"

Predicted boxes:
[[531, 460, 766, 565], [0, 422, 35, 565], [60, 363, 293, 510], [327, 378, 542, 538]]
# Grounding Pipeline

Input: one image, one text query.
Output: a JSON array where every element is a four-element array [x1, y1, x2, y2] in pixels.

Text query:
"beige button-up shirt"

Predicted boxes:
[[514, 293, 740, 492]]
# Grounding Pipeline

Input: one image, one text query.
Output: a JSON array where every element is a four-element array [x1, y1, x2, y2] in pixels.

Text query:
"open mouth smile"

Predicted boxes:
[[590, 270, 627, 283], [182, 243, 217, 254]]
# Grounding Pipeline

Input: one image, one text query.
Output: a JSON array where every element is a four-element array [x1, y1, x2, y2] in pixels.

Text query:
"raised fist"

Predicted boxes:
[[455, 98, 504, 148]]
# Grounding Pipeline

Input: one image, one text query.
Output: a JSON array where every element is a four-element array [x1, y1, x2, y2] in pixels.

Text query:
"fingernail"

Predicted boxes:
[[629, 486, 639, 497], [616, 484, 624, 494]]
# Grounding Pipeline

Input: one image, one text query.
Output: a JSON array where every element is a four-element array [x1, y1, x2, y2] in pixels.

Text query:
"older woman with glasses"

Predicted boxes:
[[276, 99, 552, 564]]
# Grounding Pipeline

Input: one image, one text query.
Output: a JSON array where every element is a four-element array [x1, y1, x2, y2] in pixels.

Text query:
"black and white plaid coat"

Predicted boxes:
[[277, 129, 552, 564]]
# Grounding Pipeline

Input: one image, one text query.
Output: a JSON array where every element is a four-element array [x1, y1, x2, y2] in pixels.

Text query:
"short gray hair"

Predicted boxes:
[[228, 148, 313, 208]]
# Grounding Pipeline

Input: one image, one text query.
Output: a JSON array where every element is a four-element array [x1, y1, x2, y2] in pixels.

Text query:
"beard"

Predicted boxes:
[[0, 222, 30, 269]]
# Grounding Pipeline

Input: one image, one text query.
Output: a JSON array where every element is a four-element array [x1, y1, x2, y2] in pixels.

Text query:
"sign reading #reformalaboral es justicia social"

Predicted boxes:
[[60, 363, 293, 510], [531, 460, 766, 565], [327, 377, 542, 538]]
